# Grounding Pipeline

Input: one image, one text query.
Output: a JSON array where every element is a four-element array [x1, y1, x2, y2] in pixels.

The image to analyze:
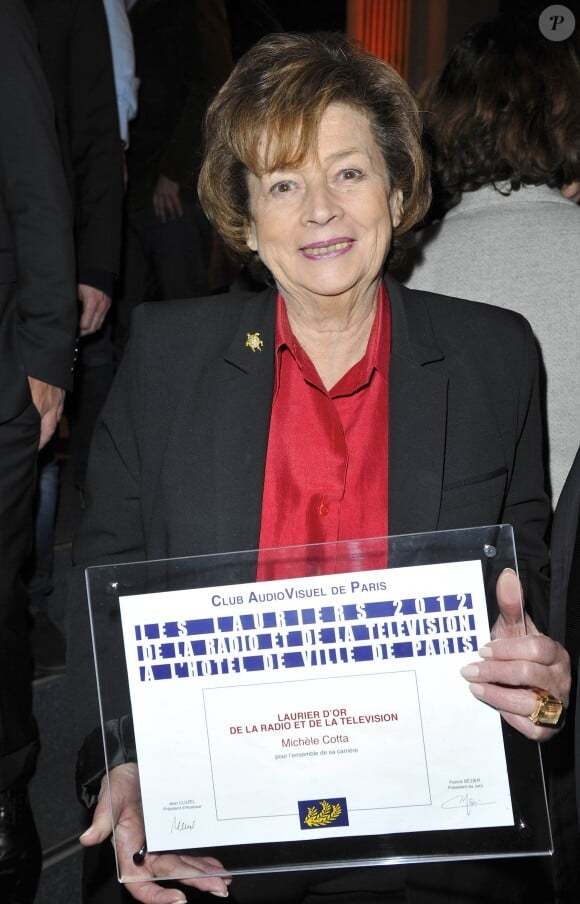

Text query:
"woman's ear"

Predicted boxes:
[[389, 188, 404, 228], [246, 219, 258, 252]]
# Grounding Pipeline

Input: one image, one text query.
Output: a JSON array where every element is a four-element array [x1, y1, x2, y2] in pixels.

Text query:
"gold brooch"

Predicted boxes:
[[245, 332, 264, 352]]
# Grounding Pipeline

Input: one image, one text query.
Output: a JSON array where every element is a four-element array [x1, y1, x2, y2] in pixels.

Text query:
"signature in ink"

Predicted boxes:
[[441, 794, 495, 816], [171, 815, 197, 833]]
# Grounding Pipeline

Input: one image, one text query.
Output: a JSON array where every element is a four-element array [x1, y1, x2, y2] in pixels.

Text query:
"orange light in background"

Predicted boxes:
[[346, 0, 411, 77]]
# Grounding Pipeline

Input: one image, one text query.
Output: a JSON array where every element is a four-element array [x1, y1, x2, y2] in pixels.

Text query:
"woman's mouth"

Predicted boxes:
[[301, 239, 354, 258]]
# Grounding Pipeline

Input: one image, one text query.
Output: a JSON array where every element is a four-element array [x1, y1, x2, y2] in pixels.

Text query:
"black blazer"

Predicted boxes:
[[69, 275, 550, 761], [0, 0, 76, 423], [26, 0, 123, 284], [550, 447, 580, 665], [549, 447, 580, 836]]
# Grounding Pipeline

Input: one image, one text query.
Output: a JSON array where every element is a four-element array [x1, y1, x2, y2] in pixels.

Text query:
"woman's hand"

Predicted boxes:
[[79, 763, 231, 902], [460, 568, 570, 740]]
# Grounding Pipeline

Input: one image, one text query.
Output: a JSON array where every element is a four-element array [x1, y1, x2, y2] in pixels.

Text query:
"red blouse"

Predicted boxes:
[[257, 284, 390, 578]]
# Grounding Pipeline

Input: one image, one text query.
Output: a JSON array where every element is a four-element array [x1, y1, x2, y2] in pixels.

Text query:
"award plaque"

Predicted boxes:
[[85, 525, 551, 884]]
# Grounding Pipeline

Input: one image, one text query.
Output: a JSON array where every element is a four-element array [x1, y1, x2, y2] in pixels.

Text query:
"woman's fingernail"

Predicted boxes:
[[460, 663, 480, 679], [479, 644, 493, 658], [210, 892, 229, 899], [468, 683, 485, 699]]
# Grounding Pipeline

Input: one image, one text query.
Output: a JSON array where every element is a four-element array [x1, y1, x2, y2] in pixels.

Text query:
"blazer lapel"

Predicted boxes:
[[212, 288, 277, 554], [386, 276, 449, 536], [208, 279, 449, 549]]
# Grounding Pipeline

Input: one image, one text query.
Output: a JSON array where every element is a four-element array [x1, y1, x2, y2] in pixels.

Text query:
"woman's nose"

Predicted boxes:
[[302, 180, 341, 225]]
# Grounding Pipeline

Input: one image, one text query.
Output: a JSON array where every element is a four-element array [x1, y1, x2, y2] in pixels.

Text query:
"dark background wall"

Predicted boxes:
[[267, 0, 347, 31], [260, 0, 578, 91]]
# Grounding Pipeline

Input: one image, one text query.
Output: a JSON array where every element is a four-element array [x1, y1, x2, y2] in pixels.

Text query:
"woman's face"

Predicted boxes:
[[245, 103, 402, 311]]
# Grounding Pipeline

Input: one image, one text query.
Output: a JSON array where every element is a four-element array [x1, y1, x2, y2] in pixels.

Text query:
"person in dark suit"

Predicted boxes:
[[0, 0, 76, 899], [69, 32, 570, 904], [115, 0, 232, 349], [25, 0, 122, 336], [23, 0, 124, 676], [26, 0, 124, 490]]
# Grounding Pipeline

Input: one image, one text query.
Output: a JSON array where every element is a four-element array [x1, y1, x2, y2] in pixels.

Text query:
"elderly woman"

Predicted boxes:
[[70, 32, 569, 904]]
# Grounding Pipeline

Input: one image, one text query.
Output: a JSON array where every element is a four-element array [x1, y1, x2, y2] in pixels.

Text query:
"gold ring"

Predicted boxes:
[[528, 689, 564, 727]]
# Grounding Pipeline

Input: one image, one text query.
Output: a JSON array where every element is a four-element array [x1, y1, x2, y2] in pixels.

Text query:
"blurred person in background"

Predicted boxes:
[[0, 1, 76, 899], [399, 12, 580, 505], [24, 0, 124, 676], [115, 0, 233, 351]]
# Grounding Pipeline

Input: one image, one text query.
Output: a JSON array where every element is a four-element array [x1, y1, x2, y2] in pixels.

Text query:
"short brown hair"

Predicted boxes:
[[420, 14, 580, 210], [198, 31, 431, 280]]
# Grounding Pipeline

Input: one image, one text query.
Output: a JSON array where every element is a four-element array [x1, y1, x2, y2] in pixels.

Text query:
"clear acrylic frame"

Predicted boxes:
[[85, 524, 551, 885]]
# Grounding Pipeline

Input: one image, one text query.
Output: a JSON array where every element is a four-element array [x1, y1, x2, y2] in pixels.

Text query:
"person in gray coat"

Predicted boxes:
[[399, 13, 580, 505]]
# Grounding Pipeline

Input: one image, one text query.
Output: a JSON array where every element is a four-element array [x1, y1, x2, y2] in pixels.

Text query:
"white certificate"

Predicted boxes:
[[119, 559, 513, 853]]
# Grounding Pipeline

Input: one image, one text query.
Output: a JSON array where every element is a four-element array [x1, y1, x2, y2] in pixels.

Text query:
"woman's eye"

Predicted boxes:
[[339, 168, 362, 181], [270, 180, 294, 194]]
